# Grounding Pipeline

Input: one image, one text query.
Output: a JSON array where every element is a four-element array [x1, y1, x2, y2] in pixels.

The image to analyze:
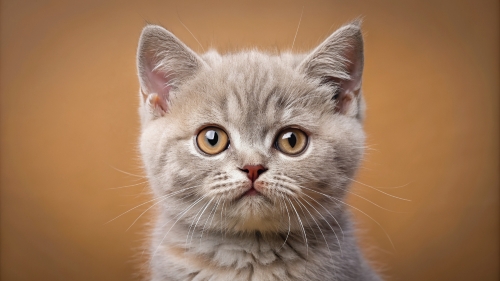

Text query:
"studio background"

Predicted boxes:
[[1, 0, 498, 280]]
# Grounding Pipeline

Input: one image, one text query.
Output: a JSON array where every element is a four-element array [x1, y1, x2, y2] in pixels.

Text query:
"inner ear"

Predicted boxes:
[[137, 25, 206, 119], [321, 76, 359, 115], [298, 21, 364, 118], [140, 62, 173, 114]]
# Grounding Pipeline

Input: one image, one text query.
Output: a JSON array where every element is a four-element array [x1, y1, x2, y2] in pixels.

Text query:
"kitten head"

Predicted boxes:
[[137, 22, 365, 234]]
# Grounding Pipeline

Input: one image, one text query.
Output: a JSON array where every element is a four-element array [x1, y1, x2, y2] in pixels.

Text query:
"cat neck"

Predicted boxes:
[[147, 211, 377, 281]]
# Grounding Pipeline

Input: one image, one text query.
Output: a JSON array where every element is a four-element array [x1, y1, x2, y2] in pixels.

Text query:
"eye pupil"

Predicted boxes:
[[206, 130, 218, 146], [288, 134, 297, 147], [282, 131, 297, 148]]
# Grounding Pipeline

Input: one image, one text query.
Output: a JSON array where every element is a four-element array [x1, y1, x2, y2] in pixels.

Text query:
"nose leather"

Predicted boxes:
[[240, 165, 267, 182]]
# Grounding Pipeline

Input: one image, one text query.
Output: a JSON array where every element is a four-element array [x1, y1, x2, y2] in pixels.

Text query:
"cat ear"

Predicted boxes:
[[137, 25, 206, 119], [298, 21, 364, 119]]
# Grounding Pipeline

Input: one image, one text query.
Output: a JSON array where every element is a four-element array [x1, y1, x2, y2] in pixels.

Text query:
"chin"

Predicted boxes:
[[227, 196, 283, 233]]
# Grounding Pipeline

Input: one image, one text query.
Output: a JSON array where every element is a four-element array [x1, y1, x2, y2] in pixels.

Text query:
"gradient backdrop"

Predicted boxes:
[[1, 0, 498, 280]]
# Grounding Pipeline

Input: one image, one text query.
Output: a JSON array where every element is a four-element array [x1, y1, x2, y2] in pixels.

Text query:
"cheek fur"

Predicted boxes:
[[136, 23, 383, 280]]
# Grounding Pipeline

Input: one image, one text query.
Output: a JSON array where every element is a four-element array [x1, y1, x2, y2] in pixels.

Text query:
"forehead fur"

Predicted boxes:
[[167, 51, 338, 138]]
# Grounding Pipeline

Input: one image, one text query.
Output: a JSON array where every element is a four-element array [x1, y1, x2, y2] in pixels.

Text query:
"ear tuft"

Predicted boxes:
[[299, 21, 364, 118], [144, 92, 168, 118]]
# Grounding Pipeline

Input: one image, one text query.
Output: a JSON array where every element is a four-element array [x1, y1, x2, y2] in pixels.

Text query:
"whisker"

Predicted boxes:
[[107, 180, 149, 190], [291, 6, 304, 52], [126, 191, 197, 231], [186, 199, 208, 241], [278, 193, 291, 251], [299, 196, 342, 256], [110, 165, 146, 179], [176, 12, 205, 53], [206, 196, 222, 236], [341, 176, 411, 201], [287, 197, 310, 276], [294, 198, 337, 262], [300, 192, 345, 240], [186, 199, 212, 248], [127, 195, 172, 232], [202, 197, 222, 241], [153, 195, 207, 257], [223, 199, 229, 238], [344, 189, 406, 213], [107, 185, 201, 224], [284, 196, 308, 258], [302, 186, 396, 251], [107, 194, 170, 224], [189, 197, 214, 246], [220, 199, 225, 238], [293, 197, 318, 242], [310, 178, 405, 213]]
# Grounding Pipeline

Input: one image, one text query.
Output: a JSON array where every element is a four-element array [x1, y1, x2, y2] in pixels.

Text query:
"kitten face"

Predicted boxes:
[[138, 23, 365, 233]]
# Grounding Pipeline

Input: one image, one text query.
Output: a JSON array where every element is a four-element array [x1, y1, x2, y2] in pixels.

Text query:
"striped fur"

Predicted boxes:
[[137, 22, 381, 281]]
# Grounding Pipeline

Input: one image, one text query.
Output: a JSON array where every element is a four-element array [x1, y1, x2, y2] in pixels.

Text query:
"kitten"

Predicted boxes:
[[136, 21, 381, 281]]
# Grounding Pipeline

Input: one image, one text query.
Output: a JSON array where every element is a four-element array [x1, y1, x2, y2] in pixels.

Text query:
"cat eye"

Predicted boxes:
[[275, 128, 308, 155], [196, 127, 229, 155]]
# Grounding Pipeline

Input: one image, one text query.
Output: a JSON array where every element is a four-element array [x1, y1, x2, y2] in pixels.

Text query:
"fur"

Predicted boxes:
[[136, 21, 381, 281]]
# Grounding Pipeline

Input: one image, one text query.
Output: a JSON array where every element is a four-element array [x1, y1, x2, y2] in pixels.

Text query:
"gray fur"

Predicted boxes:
[[136, 21, 381, 281]]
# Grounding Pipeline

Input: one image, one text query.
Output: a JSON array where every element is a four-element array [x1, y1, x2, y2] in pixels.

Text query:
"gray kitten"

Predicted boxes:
[[136, 21, 381, 281]]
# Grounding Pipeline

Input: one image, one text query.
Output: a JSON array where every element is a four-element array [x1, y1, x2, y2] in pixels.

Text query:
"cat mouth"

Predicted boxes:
[[237, 184, 264, 200], [243, 186, 260, 196]]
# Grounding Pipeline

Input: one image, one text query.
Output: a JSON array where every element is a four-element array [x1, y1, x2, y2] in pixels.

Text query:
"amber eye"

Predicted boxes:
[[196, 127, 229, 155], [275, 128, 308, 155]]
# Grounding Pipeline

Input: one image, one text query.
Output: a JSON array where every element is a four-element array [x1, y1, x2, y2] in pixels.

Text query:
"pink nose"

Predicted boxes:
[[240, 165, 267, 182]]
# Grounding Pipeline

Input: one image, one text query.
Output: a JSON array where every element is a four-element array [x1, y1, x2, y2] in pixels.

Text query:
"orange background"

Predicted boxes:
[[1, 1, 498, 280]]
